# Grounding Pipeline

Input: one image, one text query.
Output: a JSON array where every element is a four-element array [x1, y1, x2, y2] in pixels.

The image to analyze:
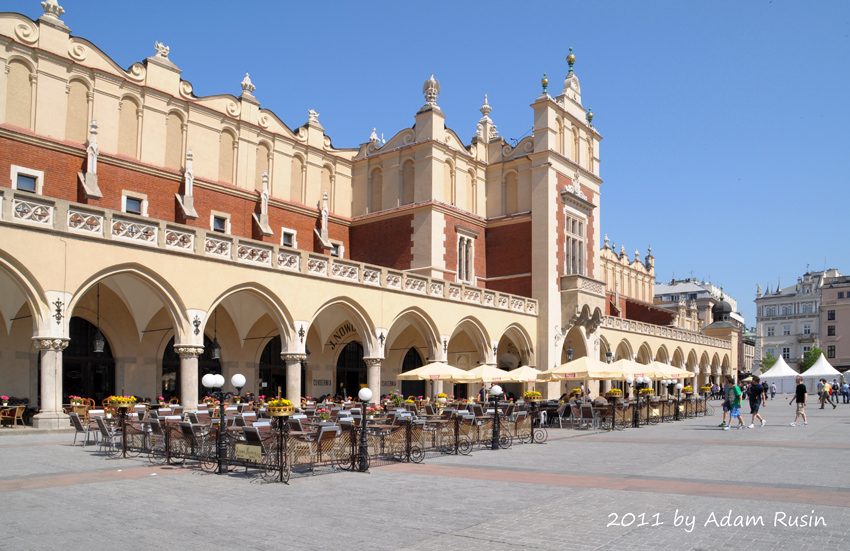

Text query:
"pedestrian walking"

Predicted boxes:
[[723, 375, 745, 430], [789, 376, 808, 426], [832, 379, 840, 406], [770, 382, 777, 400], [820, 379, 836, 409], [747, 375, 767, 427], [842, 381, 849, 404], [719, 379, 731, 428]]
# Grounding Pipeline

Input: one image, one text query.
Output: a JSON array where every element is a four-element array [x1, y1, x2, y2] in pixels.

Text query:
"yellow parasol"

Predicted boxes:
[[609, 359, 667, 381], [539, 356, 622, 381]]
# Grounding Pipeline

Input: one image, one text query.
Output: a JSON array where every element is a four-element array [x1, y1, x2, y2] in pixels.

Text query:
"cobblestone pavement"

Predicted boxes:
[[1, 401, 847, 550]]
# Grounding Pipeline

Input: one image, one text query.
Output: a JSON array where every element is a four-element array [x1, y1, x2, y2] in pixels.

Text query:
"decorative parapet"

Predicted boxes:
[[559, 273, 606, 296], [0, 190, 537, 317], [601, 315, 732, 349]]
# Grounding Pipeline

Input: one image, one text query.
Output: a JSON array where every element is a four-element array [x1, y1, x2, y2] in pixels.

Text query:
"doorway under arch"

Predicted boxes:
[[400, 347, 425, 398], [336, 341, 365, 399], [63, 317, 115, 403], [258, 336, 306, 399]]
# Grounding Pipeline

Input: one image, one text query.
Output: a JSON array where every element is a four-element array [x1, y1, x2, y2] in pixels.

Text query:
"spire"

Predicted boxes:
[[561, 48, 582, 101], [476, 94, 498, 141], [479, 94, 492, 119], [567, 47, 576, 74]]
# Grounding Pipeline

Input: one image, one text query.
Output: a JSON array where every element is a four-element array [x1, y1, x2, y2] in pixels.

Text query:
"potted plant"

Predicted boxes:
[[435, 393, 448, 405], [523, 391, 542, 402], [682, 386, 694, 395], [107, 395, 136, 409], [157, 396, 167, 407], [639, 388, 654, 397], [1, 395, 8, 406], [266, 397, 294, 417], [699, 386, 712, 395], [316, 407, 331, 421], [365, 405, 381, 419], [605, 388, 623, 399], [69, 395, 82, 405], [389, 391, 404, 407]]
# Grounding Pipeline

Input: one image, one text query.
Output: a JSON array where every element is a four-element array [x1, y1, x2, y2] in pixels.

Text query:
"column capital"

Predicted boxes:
[[32, 338, 69, 351], [174, 345, 204, 359], [281, 353, 307, 363], [364, 357, 383, 367]]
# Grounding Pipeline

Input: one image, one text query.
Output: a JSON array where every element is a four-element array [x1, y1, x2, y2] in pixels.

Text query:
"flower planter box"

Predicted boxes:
[[267, 406, 295, 417]]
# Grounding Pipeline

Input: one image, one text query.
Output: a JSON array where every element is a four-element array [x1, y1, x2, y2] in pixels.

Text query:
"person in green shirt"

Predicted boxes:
[[722, 374, 744, 430]]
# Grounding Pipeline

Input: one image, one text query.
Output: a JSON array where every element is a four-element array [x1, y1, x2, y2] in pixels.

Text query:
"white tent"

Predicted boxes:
[[760, 356, 798, 394], [802, 353, 841, 393]]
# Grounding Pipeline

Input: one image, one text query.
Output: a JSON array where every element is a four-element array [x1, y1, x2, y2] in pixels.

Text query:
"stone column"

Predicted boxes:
[[282, 354, 306, 405], [32, 338, 69, 429], [175, 346, 203, 411], [365, 358, 382, 403]]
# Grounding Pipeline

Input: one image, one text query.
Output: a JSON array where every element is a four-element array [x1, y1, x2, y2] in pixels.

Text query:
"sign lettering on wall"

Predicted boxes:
[[381, 381, 397, 387], [327, 322, 356, 350], [312, 379, 332, 387]]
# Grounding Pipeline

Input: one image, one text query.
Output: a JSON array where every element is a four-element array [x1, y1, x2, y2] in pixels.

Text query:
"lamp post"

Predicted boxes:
[[674, 382, 684, 420], [490, 384, 503, 450], [202, 372, 245, 474], [357, 387, 372, 472]]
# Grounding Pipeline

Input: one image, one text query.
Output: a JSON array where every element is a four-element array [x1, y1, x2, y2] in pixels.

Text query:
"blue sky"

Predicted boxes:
[[9, 0, 849, 324]]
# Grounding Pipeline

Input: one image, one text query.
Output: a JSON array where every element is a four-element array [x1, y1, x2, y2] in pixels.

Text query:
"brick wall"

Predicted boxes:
[[349, 214, 414, 269], [0, 132, 348, 255], [485, 219, 531, 296]]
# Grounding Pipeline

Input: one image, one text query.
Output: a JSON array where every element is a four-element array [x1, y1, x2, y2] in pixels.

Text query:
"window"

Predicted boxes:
[[564, 213, 586, 276], [281, 228, 297, 248], [828, 325, 836, 336], [125, 197, 142, 215], [803, 346, 811, 356], [121, 192, 148, 216], [766, 326, 775, 337], [330, 244, 341, 258], [457, 235, 473, 282], [839, 292, 845, 299], [689, 294, 697, 300], [10, 165, 44, 194], [782, 325, 791, 336], [827, 345, 836, 359], [210, 211, 230, 234], [828, 310, 836, 321], [781, 347, 791, 360], [672, 295, 680, 302], [802, 324, 811, 336], [766, 348, 775, 358]]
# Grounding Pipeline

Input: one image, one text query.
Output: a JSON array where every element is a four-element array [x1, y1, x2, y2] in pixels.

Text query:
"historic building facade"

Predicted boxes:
[[819, 275, 850, 372], [754, 269, 841, 371], [0, 3, 734, 427]]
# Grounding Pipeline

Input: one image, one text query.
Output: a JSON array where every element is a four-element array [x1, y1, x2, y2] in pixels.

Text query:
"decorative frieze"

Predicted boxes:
[[331, 261, 359, 281], [386, 272, 402, 289], [165, 228, 193, 251], [430, 282, 445, 297], [32, 338, 69, 351], [67, 210, 102, 234], [464, 288, 482, 303], [363, 268, 380, 285], [448, 285, 462, 300], [277, 250, 300, 272], [306, 257, 328, 276], [204, 236, 231, 257], [510, 298, 524, 311], [112, 218, 157, 244], [405, 276, 427, 294], [237, 243, 272, 265], [13, 199, 53, 225]]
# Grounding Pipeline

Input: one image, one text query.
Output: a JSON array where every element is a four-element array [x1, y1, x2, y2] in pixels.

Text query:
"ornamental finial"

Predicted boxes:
[[567, 47, 576, 73], [241, 73, 255, 95], [541, 72, 549, 94], [423, 74, 440, 106], [154, 42, 170, 59], [587, 107, 594, 126], [480, 94, 492, 118], [41, 0, 65, 20]]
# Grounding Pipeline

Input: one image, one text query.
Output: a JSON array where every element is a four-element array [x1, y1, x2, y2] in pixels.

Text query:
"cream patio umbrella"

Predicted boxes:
[[395, 362, 474, 381], [609, 359, 667, 381], [539, 356, 622, 381], [506, 365, 542, 383], [463, 364, 513, 383], [652, 362, 694, 380]]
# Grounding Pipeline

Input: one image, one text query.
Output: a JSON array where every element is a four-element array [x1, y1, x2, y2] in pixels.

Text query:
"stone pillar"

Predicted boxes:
[[365, 358, 382, 404], [32, 338, 69, 429], [282, 354, 305, 406], [175, 346, 203, 411]]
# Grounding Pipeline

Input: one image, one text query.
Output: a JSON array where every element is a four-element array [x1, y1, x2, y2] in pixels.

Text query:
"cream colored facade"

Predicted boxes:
[[0, 4, 734, 427]]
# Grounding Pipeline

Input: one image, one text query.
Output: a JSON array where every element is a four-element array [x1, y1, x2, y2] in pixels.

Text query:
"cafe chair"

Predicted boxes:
[[69, 412, 98, 445]]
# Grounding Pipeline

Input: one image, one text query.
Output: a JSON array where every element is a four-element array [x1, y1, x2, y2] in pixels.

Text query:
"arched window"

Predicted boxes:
[[321, 165, 333, 210], [65, 80, 89, 144], [400, 348, 425, 398], [118, 96, 140, 158], [444, 161, 455, 206], [6, 60, 33, 130], [336, 341, 365, 399], [164, 112, 183, 170], [218, 131, 236, 183], [401, 160, 415, 205], [63, 317, 115, 404], [256, 142, 271, 192], [370, 168, 383, 213], [290, 155, 304, 203], [571, 129, 579, 163]]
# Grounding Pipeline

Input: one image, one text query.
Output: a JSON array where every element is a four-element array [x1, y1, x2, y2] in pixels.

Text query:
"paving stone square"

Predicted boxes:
[[1, 403, 847, 551]]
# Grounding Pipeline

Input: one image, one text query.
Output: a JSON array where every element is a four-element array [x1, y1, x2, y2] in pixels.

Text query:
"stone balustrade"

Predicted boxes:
[[602, 315, 732, 349]]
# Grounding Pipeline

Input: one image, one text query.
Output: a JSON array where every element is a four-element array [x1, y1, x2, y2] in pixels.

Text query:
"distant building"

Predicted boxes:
[[820, 275, 850, 372], [742, 328, 756, 373], [754, 269, 841, 371]]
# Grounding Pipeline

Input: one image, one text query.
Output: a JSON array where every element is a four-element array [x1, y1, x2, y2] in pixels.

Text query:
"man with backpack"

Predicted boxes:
[[723, 375, 745, 430], [748, 375, 766, 428]]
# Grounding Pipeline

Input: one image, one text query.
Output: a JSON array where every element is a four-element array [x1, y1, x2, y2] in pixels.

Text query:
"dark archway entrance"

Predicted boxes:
[[259, 336, 306, 399], [400, 347, 425, 398], [161, 335, 220, 400], [63, 317, 115, 403], [336, 341, 365, 399]]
